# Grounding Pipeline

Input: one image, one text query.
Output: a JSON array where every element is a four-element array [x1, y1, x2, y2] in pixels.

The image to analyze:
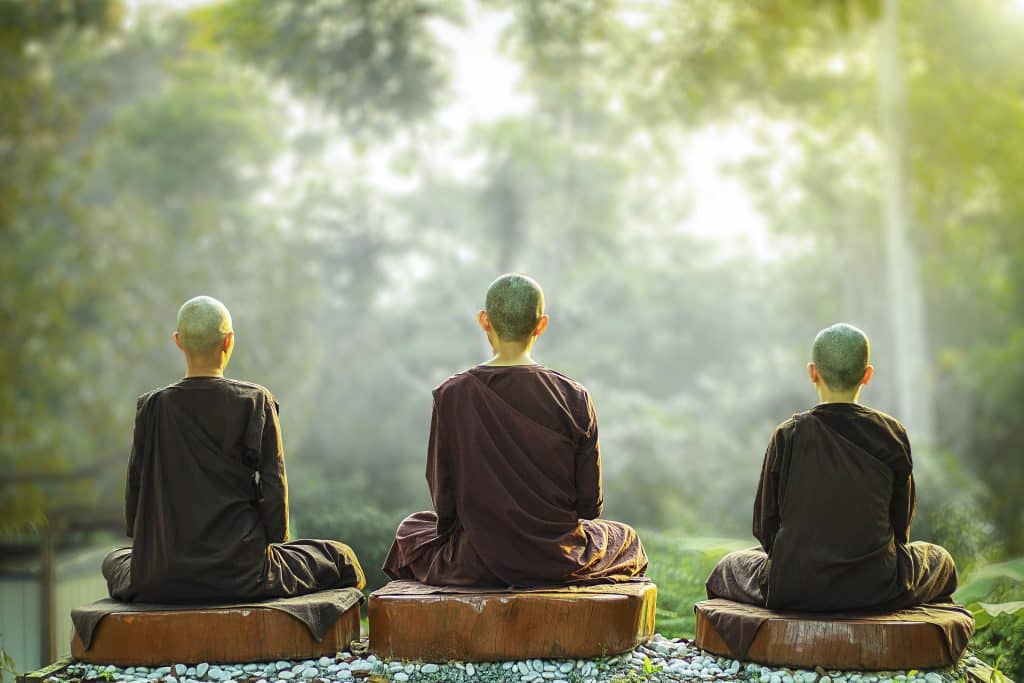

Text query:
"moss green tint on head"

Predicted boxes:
[[176, 295, 232, 354], [811, 323, 870, 392], [485, 273, 544, 342]]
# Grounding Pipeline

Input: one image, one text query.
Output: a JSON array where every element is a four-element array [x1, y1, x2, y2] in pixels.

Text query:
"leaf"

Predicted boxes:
[[954, 557, 1024, 605], [977, 601, 1024, 617]]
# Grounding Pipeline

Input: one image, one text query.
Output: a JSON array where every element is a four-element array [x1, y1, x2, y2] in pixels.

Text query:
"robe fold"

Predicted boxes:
[[383, 364, 647, 587], [104, 377, 364, 603], [706, 402, 957, 612]]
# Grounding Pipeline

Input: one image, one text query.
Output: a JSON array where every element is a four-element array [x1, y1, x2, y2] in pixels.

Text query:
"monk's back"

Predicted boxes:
[[768, 404, 910, 610], [129, 377, 272, 601]]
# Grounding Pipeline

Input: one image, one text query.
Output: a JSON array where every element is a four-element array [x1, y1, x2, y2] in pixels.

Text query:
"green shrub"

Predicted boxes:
[[640, 530, 749, 638], [292, 504, 403, 592]]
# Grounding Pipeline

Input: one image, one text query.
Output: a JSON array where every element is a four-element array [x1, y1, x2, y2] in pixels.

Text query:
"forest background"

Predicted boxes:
[[2, 0, 1023, 677]]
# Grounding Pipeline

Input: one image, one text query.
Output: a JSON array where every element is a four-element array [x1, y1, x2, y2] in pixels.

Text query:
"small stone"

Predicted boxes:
[[421, 664, 439, 674], [174, 665, 188, 677], [274, 663, 290, 672], [393, 675, 408, 683], [316, 658, 332, 668], [300, 669, 318, 679], [278, 672, 295, 681], [821, 678, 832, 683]]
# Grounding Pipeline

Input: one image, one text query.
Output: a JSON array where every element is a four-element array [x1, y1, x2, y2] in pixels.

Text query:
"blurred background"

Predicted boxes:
[[2, 0, 1023, 678]]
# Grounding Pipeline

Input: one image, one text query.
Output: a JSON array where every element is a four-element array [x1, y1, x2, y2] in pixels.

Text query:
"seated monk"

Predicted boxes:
[[706, 323, 958, 612], [103, 296, 365, 602], [383, 273, 648, 587]]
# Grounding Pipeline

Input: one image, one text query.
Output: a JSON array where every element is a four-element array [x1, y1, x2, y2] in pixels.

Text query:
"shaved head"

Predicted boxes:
[[485, 273, 544, 342], [176, 296, 232, 354], [811, 323, 870, 392]]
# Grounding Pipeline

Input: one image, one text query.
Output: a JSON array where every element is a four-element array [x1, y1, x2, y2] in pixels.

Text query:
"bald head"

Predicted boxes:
[[811, 323, 870, 392], [176, 296, 232, 355], [485, 273, 544, 342]]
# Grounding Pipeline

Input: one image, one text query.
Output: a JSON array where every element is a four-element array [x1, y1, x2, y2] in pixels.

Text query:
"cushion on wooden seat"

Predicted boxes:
[[71, 589, 363, 665], [368, 580, 656, 662], [695, 599, 975, 670]]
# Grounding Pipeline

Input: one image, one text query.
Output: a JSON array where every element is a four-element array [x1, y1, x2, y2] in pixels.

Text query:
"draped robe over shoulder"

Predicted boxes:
[[383, 365, 647, 587], [103, 377, 364, 603], [706, 403, 957, 612]]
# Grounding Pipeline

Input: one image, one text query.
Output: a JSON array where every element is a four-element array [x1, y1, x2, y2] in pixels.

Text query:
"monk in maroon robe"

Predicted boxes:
[[103, 296, 365, 603], [706, 323, 958, 612], [383, 274, 647, 587]]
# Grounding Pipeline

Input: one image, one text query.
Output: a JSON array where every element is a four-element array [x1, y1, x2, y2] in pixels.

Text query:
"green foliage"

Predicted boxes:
[[0, 639, 16, 679], [640, 531, 749, 638], [955, 557, 1024, 606], [913, 494, 1000, 575], [293, 498, 402, 592], [956, 557, 1024, 681], [199, 0, 460, 138]]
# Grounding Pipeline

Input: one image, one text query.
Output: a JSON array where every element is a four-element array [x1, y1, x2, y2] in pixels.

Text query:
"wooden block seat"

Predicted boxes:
[[369, 579, 657, 662], [70, 589, 363, 666], [695, 599, 975, 671]]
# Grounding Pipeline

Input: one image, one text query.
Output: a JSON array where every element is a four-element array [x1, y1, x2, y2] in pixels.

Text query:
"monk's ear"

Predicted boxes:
[[223, 331, 235, 353], [477, 310, 491, 333], [807, 362, 818, 384], [533, 314, 549, 337], [173, 331, 185, 352], [860, 364, 874, 386]]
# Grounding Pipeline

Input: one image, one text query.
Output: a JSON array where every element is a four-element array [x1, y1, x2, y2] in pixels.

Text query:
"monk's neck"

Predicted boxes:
[[485, 340, 538, 366], [815, 388, 862, 404], [184, 358, 227, 378]]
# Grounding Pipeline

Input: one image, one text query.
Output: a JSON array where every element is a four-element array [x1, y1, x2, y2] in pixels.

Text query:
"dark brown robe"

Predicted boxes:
[[706, 402, 958, 612], [103, 377, 364, 603], [383, 364, 647, 587]]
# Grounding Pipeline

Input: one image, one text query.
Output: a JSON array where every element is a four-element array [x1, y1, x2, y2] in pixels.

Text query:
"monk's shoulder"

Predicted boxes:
[[859, 404, 907, 432], [219, 377, 278, 407], [535, 366, 592, 400], [776, 410, 812, 438], [432, 370, 474, 401]]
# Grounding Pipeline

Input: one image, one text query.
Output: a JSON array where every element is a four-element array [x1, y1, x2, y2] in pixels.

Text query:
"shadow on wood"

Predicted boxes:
[[369, 582, 657, 662], [695, 599, 968, 670], [71, 604, 360, 665]]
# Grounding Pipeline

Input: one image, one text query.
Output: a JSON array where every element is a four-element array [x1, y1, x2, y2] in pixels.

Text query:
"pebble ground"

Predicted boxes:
[[55, 633, 979, 683]]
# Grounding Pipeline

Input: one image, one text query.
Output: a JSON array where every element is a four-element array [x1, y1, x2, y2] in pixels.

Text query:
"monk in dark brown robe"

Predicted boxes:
[[103, 296, 365, 603], [383, 274, 647, 587], [706, 323, 958, 612]]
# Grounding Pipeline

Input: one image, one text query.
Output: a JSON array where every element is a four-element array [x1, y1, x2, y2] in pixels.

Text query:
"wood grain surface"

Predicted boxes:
[[71, 605, 360, 665], [695, 604, 955, 670], [368, 583, 657, 662]]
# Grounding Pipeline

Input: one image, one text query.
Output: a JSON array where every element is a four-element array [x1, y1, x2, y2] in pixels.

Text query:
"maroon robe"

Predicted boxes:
[[103, 377, 364, 602], [706, 402, 957, 611], [383, 364, 647, 587]]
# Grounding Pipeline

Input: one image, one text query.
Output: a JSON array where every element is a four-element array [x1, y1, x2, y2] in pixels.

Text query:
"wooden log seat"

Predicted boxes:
[[695, 599, 975, 670], [368, 579, 657, 662], [70, 589, 363, 666]]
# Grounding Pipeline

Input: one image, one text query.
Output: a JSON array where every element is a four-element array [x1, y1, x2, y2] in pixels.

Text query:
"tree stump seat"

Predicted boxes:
[[695, 599, 975, 670], [368, 579, 657, 662], [70, 590, 363, 666]]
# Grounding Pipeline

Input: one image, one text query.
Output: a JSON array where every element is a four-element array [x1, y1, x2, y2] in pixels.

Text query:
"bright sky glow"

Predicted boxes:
[[130, 0, 796, 262]]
